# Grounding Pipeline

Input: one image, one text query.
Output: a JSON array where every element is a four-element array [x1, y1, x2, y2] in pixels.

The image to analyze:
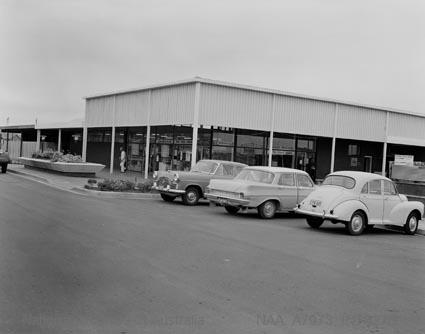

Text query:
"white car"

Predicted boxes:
[[294, 171, 424, 235]]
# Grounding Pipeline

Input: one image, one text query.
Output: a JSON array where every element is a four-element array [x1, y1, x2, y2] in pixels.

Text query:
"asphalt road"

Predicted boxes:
[[0, 173, 424, 334]]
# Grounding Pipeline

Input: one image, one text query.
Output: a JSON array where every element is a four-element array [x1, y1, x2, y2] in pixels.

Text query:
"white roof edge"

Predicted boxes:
[[83, 76, 423, 119], [387, 136, 425, 147], [36, 118, 84, 130]]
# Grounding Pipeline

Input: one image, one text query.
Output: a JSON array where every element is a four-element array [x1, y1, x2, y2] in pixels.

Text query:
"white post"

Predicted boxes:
[[58, 129, 62, 152], [330, 104, 339, 173], [82, 126, 88, 162], [191, 82, 201, 168], [110, 126, 116, 174], [144, 125, 151, 179], [382, 111, 389, 176], [109, 95, 117, 174], [144, 90, 152, 179], [268, 94, 276, 167], [36, 129, 41, 152]]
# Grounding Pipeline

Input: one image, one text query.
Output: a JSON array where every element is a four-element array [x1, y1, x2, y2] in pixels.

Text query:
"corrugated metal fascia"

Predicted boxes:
[[273, 95, 334, 137], [198, 83, 272, 131], [84, 78, 199, 100], [84, 76, 424, 119], [388, 112, 425, 143]]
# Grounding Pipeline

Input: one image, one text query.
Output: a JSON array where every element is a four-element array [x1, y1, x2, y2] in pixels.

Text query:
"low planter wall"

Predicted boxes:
[[18, 157, 105, 177]]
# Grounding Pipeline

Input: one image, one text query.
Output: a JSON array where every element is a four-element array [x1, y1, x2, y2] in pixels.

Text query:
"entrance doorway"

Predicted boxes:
[[364, 156, 372, 173]]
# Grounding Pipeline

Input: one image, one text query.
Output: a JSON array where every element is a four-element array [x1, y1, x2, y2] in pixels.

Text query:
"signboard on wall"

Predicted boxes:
[[394, 154, 414, 166]]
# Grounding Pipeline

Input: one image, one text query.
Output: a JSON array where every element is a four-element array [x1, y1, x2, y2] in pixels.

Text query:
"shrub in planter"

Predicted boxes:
[[93, 178, 153, 192], [136, 179, 154, 192]]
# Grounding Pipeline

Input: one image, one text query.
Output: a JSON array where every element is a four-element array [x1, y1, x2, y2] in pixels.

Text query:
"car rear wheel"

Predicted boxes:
[[404, 211, 419, 235], [346, 210, 366, 236], [1, 164, 7, 173], [182, 187, 200, 206], [306, 218, 323, 229], [258, 200, 277, 219], [224, 206, 240, 215], [160, 193, 175, 202]]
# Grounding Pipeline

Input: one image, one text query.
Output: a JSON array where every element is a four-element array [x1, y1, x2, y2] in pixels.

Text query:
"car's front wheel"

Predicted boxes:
[[1, 163, 7, 173], [404, 211, 419, 235], [346, 210, 366, 236], [306, 218, 323, 229], [160, 193, 175, 202], [224, 206, 240, 215], [182, 187, 200, 206], [258, 200, 277, 219]]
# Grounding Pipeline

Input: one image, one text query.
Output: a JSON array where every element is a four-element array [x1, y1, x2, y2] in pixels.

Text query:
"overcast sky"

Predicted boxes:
[[1, 0, 424, 125]]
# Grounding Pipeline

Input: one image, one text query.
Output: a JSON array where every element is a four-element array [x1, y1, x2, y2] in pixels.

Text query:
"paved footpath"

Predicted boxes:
[[7, 164, 159, 199], [6, 164, 425, 234]]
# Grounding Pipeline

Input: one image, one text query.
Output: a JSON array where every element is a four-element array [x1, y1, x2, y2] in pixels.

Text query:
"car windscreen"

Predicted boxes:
[[322, 175, 356, 189], [234, 169, 275, 184], [191, 161, 218, 174]]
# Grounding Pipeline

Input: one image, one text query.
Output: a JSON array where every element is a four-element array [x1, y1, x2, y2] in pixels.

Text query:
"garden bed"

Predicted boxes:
[[85, 178, 153, 193], [18, 157, 105, 177]]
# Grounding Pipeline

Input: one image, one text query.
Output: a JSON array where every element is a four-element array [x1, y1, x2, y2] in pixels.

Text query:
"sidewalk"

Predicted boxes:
[[7, 164, 159, 199]]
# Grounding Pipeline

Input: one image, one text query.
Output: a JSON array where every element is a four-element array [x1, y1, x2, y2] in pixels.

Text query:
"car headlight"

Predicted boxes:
[[173, 173, 179, 183]]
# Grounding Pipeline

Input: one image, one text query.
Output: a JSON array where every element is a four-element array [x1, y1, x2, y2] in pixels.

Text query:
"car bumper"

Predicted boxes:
[[294, 208, 339, 221], [205, 194, 250, 207], [152, 185, 185, 195]]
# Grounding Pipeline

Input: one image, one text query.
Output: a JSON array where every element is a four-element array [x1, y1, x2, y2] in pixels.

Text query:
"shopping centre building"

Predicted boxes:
[[2, 77, 425, 180]]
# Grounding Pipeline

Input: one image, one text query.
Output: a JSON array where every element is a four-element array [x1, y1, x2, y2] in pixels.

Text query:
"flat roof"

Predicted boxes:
[[0, 124, 35, 131], [84, 76, 424, 119]]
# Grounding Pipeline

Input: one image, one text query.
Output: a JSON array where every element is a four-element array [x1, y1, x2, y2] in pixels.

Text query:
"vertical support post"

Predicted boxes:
[[19, 132, 23, 157], [382, 111, 389, 176], [36, 129, 41, 152], [268, 94, 276, 167], [191, 82, 201, 168], [144, 126, 151, 179], [330, 104, 339, 173], [110, 126, 116, 174], [144, 90, 152, 179], [6, 132, 9, 152], [82, 126, 88, 162], [58, 129, 62, 152], [110, 95, 116, 174]]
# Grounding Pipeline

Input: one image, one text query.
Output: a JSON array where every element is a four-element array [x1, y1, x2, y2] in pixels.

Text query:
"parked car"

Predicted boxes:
[[205, 166, 316, 219], [152, 159, 247, 205], [0, 150, 11, 173], [294, 171, 424, 235]]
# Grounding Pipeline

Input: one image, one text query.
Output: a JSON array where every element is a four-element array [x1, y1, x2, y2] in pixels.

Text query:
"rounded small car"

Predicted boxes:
[[152, 160, 247, 206], [0, 149, 11, 173], [205, 166, 316, 219], [294, 171, 424, 235]]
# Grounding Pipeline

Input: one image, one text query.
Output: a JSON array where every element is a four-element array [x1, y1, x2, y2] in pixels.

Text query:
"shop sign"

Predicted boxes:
[[394, 154, 414, 166]]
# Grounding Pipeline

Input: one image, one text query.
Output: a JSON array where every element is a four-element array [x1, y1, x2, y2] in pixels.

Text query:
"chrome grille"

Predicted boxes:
[[210, 189, 241, 199]]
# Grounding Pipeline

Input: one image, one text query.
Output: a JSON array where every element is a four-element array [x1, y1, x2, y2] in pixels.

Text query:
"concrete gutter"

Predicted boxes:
[[74, 187, 160, 199]]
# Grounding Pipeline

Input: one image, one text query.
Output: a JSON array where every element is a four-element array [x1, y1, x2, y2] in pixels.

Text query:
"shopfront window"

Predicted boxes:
[[235, 129, 268, 166], [127, 127, 146, 173], [211, 128, 234, 161], [197, 128, 212, 161], [172, 126, 192, 171], [150, 126, 192, 172], [272, 134, 296, 168]]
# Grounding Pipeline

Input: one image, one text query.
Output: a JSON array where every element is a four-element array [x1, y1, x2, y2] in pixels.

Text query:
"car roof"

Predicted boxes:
[[244, 166, 309, 174], [199, 159, 247, 166], [328, 171, 391, 183]]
